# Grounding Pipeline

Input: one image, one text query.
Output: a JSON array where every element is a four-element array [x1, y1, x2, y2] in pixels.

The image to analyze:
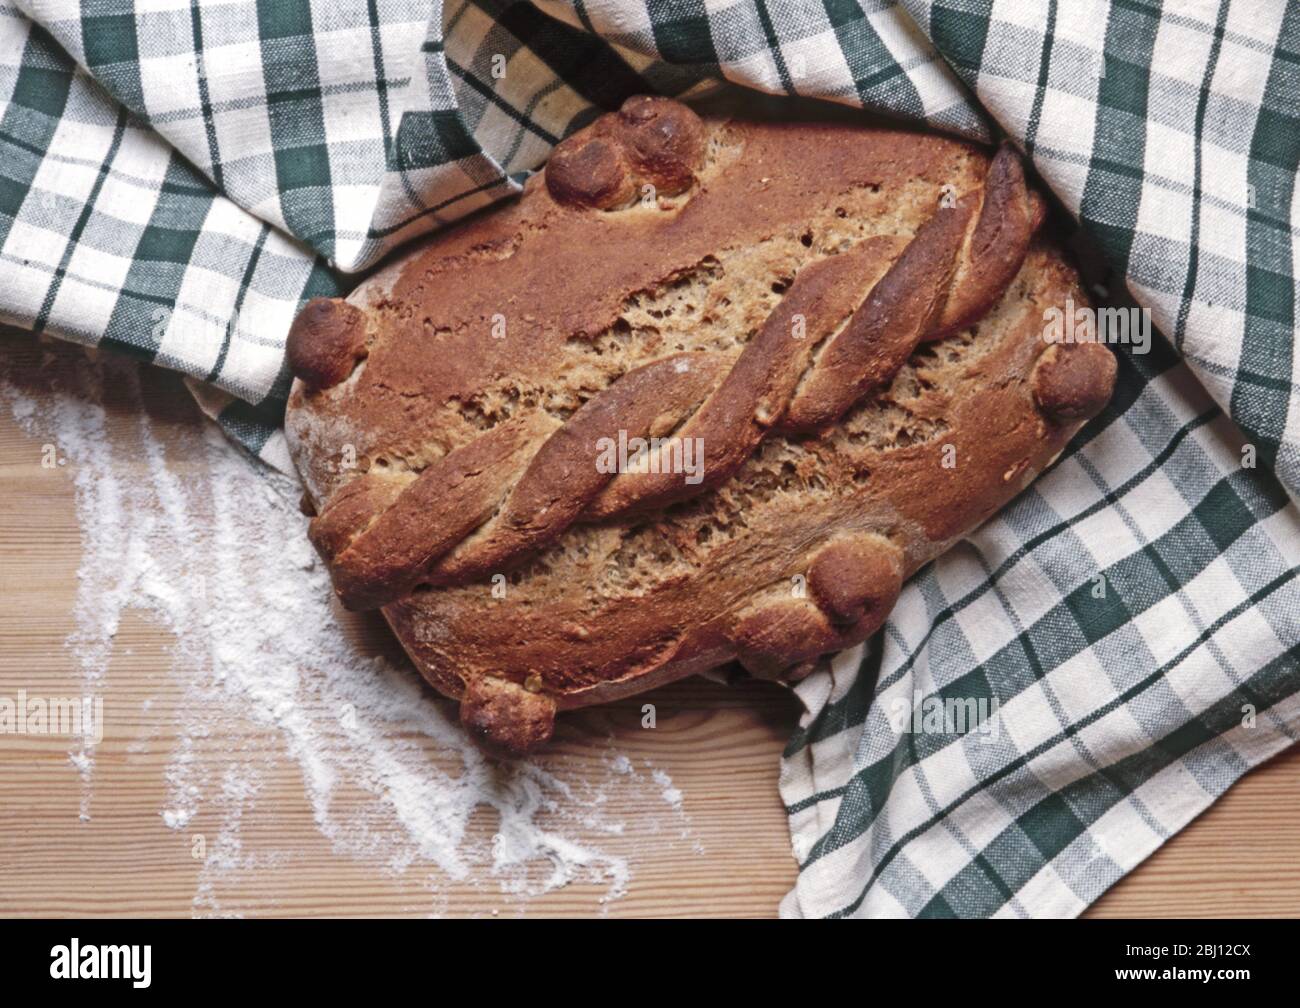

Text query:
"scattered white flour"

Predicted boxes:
[[1, 341, 697, 914], [652, 768, 684, 811]]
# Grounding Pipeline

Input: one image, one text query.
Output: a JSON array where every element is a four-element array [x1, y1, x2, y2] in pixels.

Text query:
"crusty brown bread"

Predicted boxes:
[[285, 96, 1116, 757]]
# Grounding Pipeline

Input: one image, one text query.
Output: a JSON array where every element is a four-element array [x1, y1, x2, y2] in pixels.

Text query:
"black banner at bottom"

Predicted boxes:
[[0, 918, 1288, 992]]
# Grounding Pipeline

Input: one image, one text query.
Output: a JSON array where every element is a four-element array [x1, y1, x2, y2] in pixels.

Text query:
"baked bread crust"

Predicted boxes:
[[285, 96, 1115, 757]]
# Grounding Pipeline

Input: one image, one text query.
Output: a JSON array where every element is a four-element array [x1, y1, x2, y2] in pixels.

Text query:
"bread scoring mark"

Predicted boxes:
[[563, 254, 727, 363]]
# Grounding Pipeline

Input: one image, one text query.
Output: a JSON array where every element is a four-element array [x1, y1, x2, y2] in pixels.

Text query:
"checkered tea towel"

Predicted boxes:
[[1, 0, 1296, 918]]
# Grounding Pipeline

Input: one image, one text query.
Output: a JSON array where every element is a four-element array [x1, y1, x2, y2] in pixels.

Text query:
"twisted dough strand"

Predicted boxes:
[[311, 144, 1042, 610]]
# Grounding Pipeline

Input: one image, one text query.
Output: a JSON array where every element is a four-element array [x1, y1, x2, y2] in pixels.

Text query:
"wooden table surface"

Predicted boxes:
[[1, 333, 1297, 918]]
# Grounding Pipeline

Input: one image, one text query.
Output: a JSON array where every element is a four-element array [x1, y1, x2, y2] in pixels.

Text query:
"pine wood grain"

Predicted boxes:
[[0, 333, 1296, 918]]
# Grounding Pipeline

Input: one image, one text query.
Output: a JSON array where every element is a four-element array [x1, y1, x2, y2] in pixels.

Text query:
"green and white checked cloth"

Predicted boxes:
[[1, 0, 1296, 917]]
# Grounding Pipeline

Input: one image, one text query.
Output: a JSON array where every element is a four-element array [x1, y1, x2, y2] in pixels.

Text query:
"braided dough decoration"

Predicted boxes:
[[285, 97, 1116, 756]]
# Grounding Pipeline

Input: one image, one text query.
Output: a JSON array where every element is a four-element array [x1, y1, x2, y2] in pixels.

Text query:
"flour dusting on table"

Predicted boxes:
[[1, 343, 695, 914]]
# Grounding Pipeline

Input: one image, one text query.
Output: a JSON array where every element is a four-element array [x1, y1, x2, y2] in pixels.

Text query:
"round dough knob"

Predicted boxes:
[[459, 675, 557, 758], [545, 96, 705, 208], [287, 297, 368, 389], [616, 95, 705, 196], [546, 135, 635, 209], [1032, 341, 1117, 423], [807, 533, 904, 630]]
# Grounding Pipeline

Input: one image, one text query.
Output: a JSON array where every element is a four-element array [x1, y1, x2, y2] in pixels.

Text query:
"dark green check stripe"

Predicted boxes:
[[189, 0, 225, 190], [648, 0, 719, 65], [0, 25, 73, 248], [255, 0, 335, 256], [812, 460, 1292, 859], [907, 704, 1021, 914], [922, 649, 1296, 917], [79, 6, 144, 116], [1233, 1, 1300, 476], [927, 1, 990, 75], [1077, 0, 1159, 275], [822, 0, 925, 115], [100, 151, 213, 363], [369, 5, 457, 226], [1020, 0, 1057, 161], [32, 106, 129, 335], [753, 0, 796, 95], [1171, 0, 1229, 353], [205, 223, 270, 384], [828, 569, 1299, 917], [365, 0, 396, 166]]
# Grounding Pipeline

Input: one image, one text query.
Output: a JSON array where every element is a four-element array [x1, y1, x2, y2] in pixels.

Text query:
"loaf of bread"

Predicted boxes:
[[285, 96, 1116, 756]]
